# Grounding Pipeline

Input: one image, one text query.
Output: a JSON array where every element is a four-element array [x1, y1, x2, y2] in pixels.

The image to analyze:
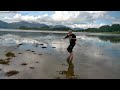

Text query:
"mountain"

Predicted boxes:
[[10, 21, 49, 28], [72, 28, 84, 30], [53, 25, 67, 28], [0, 20, 11, 28], [49, 25, 71, 30], [0, 20, 71, 30]]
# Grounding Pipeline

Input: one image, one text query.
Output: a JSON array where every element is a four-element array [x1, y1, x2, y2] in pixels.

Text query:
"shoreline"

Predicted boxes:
[[0, 29, 120, 35]]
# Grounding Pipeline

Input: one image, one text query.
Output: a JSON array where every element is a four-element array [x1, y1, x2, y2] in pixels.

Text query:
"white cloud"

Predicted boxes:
[[112, 17, 120, 24], [2, 11, 116, 29], [5, 14, 38, 22], [67, 23, 106, 29], [4, 13, 52, 23], [112, 21, 120, 24], [51, 11, 80, 22]]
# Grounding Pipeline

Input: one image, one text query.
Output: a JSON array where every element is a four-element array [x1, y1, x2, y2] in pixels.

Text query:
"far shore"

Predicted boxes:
[[0, 28, 120, 35]]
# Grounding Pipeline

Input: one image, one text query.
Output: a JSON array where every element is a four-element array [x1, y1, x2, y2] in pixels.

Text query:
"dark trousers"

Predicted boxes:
[[67, 43, 75, 53]]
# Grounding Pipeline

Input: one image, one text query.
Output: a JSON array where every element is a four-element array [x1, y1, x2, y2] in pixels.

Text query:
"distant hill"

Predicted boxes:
[[0, 20, 71, 30], [72, 28, 84, 30], [10, 21, 49, 28], [1, 20, 120, 33], [0, 20, 11, 28]]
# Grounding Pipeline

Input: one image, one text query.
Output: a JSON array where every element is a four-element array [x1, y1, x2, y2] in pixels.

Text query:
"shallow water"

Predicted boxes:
[[0, 29, 120, 79]]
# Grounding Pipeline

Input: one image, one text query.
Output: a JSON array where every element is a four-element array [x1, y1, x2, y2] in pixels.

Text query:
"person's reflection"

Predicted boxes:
[[65, 56, 75, 79]]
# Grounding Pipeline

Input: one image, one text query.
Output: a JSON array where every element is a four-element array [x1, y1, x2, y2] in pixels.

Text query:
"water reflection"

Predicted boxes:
[[61, 56, 75, 79], [87, 35, 120, 43], [98, 36, 120, 43]]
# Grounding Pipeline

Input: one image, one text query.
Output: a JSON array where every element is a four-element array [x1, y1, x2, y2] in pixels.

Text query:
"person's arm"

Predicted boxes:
[[64, 34, 69, 39]]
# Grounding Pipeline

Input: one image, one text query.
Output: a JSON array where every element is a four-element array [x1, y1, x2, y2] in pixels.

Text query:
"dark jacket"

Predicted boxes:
[[65, 34, 76, 44]]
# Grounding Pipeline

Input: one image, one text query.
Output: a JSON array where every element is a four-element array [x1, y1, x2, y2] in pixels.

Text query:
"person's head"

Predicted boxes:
[[68, 30, 72, 35]]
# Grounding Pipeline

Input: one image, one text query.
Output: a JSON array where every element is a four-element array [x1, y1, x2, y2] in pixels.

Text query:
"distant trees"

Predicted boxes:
[[51, 27, 72, 31], [19, 26, 71, 31], [79, 24, 120, 33], [18, 24, 120, 33]]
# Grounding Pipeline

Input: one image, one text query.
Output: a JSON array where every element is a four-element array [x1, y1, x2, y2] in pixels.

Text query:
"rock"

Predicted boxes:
[[21, 63, 27, 66], [31, 51, 35, 52], [18, 53, 22, 54], [5, 52, 15, 57], [29, 67, 35, 69], [38, 54, 42, 55], [42, 47, 47, 48], [36, 62, 39, 63], [5, 70, 19, 77], [52, 47, 56, 48], [39, 44, 44, 45], [19, 44, 23, 46], [17, 43, 23, 47]]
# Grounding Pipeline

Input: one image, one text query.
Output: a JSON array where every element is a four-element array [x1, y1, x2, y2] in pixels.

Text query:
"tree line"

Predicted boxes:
[[19, 24, 120, 33], [78, 24, 120, 33]]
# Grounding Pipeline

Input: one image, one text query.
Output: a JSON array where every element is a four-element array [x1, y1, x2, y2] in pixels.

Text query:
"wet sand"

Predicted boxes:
[[0, 32, 120, 79], [4, 54, 64, 79], [0, 44, 69, 79], [0, 41, 120, 79]]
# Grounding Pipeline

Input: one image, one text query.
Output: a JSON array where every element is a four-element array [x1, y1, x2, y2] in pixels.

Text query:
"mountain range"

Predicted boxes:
[[0, 20, 83, 30]]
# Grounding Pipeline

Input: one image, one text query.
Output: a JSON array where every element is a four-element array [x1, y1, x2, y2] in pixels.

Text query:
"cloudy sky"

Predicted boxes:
[[0, 11, 120, 29]]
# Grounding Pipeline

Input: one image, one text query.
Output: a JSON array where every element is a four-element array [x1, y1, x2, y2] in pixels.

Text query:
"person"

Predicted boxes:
[[64, 30, 76, 61]]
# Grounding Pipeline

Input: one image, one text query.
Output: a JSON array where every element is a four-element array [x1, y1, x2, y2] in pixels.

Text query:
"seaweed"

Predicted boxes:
[[0, 59, 10, 65], [6, 58, 11, 60], [5, 70, 19, 77], [5, 52, 15, 57]]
